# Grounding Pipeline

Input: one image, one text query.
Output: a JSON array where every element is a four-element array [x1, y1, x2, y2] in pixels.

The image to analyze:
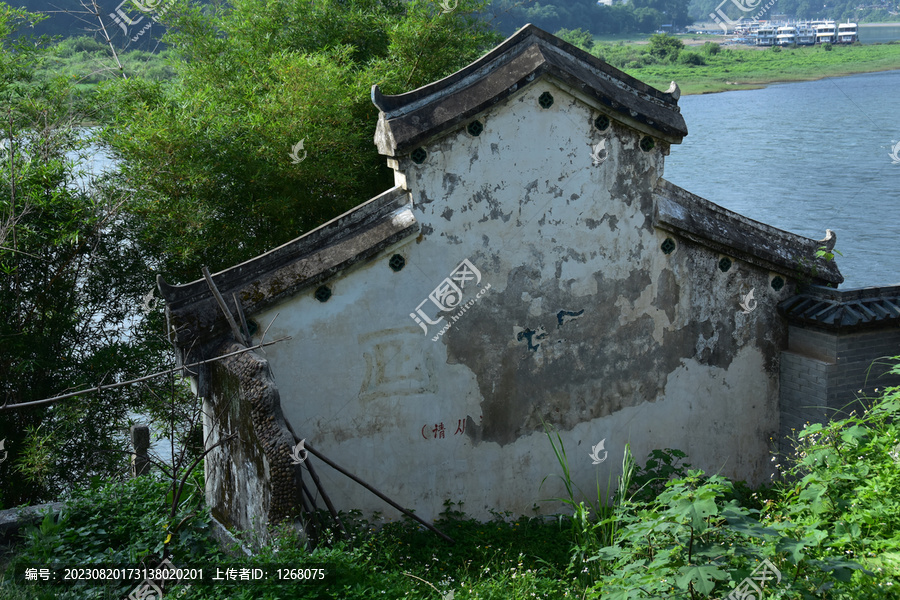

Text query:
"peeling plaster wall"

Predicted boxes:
[[203, 344, 302, 546], [250, 80, 785, 522]]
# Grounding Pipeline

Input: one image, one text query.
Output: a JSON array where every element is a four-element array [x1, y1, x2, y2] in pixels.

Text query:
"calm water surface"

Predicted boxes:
[[664, 69, 900, 289], [860, 24, 900, 44]]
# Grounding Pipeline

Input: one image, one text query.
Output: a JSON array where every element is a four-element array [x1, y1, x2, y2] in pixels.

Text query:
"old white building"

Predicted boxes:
[[159, 25, 876, 546]]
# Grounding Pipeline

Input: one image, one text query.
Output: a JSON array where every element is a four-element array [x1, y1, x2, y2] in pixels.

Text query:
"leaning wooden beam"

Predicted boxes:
[[304, 442, 454, 544], [303, 455, 347, 536], [202, 266, 249, 345], [283, 421, 346, 535], [0, 337, 291, 412], [232, 292, 252, 343]]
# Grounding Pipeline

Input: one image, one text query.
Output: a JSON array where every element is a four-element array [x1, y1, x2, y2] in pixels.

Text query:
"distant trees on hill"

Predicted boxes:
[[490, 0, 692, 34], [688, 0, 900, 23]]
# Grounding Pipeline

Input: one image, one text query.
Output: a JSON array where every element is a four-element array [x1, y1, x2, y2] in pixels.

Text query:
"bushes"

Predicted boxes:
[[678, 51, 706, 65], [555, 27, 594, 50], [542, 359, 900, 599], [701, 41, 721, 55], [648, 33, 684, 62]]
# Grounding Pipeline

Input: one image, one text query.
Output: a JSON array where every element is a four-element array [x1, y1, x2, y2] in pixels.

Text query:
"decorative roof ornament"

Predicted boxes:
[[665, 81, 681, 101], [818, 229, 836, 253]]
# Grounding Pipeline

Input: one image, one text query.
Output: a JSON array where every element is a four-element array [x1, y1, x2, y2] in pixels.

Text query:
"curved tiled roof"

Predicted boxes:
[[779, 285, 900, 329], [654, 179, 844, 286], [158, 186, 417, 347], [372, 24, 687, 156]]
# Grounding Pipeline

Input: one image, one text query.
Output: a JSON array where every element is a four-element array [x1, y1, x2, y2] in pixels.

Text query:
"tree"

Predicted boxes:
[[556, 27, 594, 50], [0, 2, 167, 506], [99, 0, 501, 282], [647, 32, 684, 62]]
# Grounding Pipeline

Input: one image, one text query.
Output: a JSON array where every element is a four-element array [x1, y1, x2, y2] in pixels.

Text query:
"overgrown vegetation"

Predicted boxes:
[[0, 0, 501, 506], [2, 363, 898, 598], [0, 5, 174, 506]]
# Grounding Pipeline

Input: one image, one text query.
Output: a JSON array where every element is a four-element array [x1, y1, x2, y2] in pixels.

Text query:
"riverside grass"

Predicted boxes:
[[597, 41, 900, 95]]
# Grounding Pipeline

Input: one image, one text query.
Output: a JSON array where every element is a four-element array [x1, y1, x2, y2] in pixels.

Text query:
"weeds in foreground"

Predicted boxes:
[[3, 363, 899, 599], [540, 421, 636, 587]]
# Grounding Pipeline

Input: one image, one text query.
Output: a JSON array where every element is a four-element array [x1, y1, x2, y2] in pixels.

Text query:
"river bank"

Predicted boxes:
[[617, 41, 900, 94]]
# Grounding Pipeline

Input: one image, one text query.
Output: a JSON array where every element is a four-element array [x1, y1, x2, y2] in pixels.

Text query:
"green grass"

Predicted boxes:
[[636, 43, 900, 94], [587, 39, 900, 94]]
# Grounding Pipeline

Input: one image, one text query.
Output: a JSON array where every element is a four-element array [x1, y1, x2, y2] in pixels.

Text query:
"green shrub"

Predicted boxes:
[[771, 45, 782, 52], [556, 27, 594, 51], [701, 41, 721, 55], [824, 42, 833, 51], [585, 472, 863, 599], [648, 33, 684, 62], [678, 51, 706, 65]]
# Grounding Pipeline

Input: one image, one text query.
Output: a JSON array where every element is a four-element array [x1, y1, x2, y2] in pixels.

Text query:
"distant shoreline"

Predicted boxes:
[[689, 65, 900, 95], [620, 43, 900, 95]]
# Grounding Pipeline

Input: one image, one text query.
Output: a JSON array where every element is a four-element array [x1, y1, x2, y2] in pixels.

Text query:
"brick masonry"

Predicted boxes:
[[780, 324, 900, 455]]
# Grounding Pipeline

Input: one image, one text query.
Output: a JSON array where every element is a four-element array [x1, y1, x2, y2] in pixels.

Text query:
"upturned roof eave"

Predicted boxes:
[[653, 178, 844, 286], [372, 24, 687, 156], [157, 185, 417, 348]]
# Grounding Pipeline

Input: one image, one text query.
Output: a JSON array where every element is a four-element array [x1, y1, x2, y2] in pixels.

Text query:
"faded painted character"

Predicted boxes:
[[432, 423, 445, 439]]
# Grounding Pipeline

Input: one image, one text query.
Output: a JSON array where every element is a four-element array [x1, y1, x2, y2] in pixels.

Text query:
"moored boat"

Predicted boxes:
[[796, 23, 816, 45], [776, 26, 798, 46], [815, 21, 837, 44], [837, 22, 858, 43], [756, 25, 777, 46]]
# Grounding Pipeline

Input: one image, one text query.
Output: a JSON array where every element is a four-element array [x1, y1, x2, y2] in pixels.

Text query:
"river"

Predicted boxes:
[[860, 23, 900, 44], [664, 69, 900, 289]]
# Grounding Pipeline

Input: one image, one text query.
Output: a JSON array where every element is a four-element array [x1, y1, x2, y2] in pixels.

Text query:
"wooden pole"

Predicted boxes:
[[202, 266, 248, 345], [282, 420, 346, 535], [304, 442, 454, 544]]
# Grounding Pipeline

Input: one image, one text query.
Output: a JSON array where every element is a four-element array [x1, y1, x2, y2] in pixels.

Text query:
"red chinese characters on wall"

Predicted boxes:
[[421, 416, 481, 439]]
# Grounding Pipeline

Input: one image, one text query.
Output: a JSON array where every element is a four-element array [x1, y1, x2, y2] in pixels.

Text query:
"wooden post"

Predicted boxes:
[[131, 424, 151, 477]]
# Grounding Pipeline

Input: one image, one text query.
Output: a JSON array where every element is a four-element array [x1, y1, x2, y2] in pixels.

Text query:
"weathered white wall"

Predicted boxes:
[[250, 78, 783, 522]]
